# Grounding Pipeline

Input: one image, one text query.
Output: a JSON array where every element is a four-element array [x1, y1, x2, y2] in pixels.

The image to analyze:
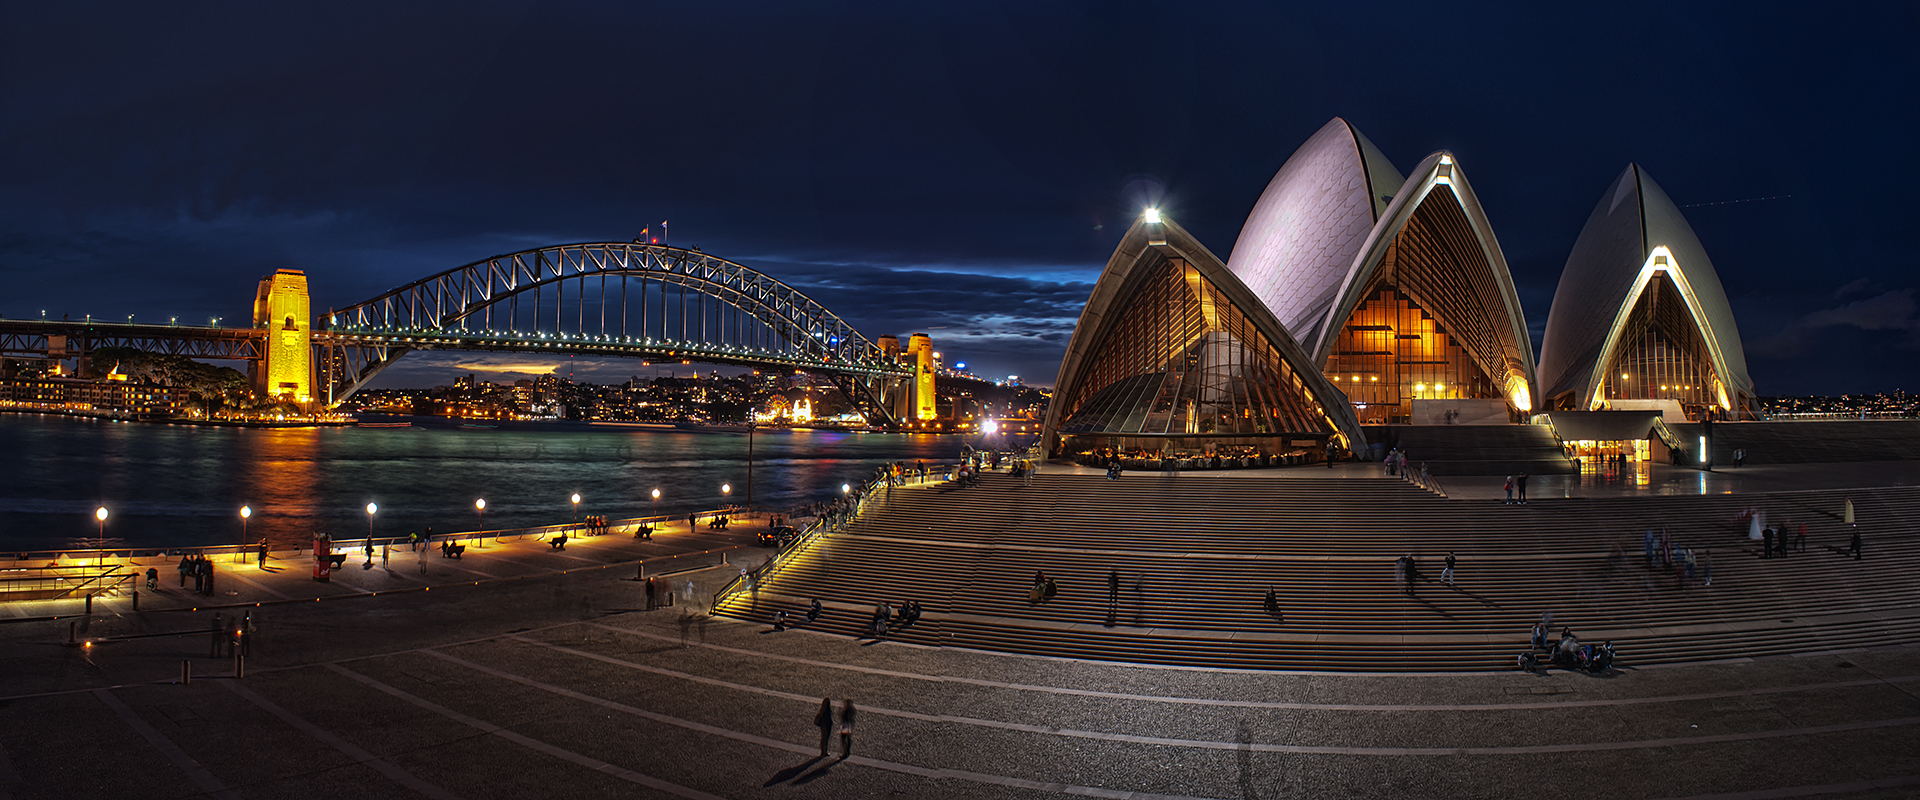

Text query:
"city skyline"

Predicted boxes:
[[2, 4, 1916, 394]]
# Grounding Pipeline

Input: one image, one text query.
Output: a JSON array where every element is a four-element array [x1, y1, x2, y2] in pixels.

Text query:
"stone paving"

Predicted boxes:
[[5, 509, 1920, 799]]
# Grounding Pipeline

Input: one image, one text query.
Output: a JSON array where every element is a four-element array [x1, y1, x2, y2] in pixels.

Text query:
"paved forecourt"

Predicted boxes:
[[4, 557, 1920, 800]]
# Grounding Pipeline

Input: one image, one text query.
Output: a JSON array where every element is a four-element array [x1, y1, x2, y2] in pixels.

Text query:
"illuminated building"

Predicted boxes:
[[1042, 211, 1363, 458], [1538, 164, 1754, 419], [251, 269, 313, 405], [1226, 118, 1537, 424]]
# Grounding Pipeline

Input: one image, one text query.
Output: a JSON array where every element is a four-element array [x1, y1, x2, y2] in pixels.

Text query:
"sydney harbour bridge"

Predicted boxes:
[[0, 242, 931, 428]]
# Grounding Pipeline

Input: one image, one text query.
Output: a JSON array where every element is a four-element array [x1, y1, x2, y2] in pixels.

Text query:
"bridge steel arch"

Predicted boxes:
[[317, 242, 908, 423]]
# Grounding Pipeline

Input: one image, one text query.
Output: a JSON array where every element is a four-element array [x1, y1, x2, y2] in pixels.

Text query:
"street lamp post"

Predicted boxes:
[[746, 422, 755, 509], [366, 502, 377, 541], [94, 507, 108, 567], [475, 498, 486, 545], [241, 505, 252, 563], [651, 487, 660, 523], [571, 493, 581, 524]]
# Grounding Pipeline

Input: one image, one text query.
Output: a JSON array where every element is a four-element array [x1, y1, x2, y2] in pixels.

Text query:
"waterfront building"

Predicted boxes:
[[1042, 212, 1364, 461], [0, 374, 187, 418], [1537, 164, 1754, 419], [1226, 118, 1536, 425]]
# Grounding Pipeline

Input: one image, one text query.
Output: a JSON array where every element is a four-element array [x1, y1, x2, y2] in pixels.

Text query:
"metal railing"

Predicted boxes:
[[0, 564, 130, 601], [3, 506, 756, 567]]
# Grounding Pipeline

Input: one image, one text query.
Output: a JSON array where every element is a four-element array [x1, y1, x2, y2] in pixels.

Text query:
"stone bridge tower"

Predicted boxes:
[[251, 269, 314, 406]]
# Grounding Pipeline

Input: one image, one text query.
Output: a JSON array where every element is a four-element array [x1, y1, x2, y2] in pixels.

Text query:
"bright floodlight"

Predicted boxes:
[[651, 488, 661, 499], [475, 498, 486, 510], [571, 493, 581, 504], [366, 503, 377, 515], [1143, 207, 1161, 224], [95, 507, 109, 521], [841, 483, 851, 494], [983, 419, 999, 435], [241, 505, 252, 519], [722, 483, 732, 494]]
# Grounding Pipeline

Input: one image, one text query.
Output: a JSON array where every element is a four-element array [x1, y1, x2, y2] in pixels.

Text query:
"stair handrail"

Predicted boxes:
[[716, 463, 957, 605]]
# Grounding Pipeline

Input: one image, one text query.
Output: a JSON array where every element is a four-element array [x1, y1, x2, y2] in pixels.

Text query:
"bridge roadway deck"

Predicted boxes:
[[4, 470, 1920, 797]]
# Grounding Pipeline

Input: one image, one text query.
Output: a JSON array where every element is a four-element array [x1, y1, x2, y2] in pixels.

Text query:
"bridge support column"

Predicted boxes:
[[251, 270, 314, 408]]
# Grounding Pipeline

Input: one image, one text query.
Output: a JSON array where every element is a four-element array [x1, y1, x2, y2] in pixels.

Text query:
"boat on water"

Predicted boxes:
[[675, 421, 753, 433], [357, 421, 412, 428], [588, 421, 678, 429], [460, 423, 498, 429]]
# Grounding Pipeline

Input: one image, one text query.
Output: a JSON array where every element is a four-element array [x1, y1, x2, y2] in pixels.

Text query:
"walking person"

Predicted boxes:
[[203, 561, 215, 596], [837, 700, 857, 759], [257, 540, 268, 567], [1516, 473, 1529, 504], [191, 556, 204, 593], [1503, 475, 1514, 505], [178, 554, 191, 587], [814, 698, 835, 757], [1849, 526, 1862, 560], [1443, 552, 1456, 587]]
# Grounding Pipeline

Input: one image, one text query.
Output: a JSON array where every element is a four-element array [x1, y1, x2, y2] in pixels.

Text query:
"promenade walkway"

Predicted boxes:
[[2, 513, 777, 622], [3, 559, 1917, 799]]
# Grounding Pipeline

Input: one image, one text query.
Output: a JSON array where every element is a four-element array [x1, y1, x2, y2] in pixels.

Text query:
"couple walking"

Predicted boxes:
[[814, 699, 857, 759]]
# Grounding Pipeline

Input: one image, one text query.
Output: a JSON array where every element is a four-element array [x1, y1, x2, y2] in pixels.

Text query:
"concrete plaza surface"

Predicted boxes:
[[4, 512, 1920, 799]]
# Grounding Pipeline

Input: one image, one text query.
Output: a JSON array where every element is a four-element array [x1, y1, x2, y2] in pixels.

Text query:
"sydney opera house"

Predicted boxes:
[[1042, 118, 1752, 461]]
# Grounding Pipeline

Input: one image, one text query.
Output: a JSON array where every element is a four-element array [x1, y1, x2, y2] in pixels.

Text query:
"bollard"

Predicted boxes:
[[68, 621, 76, 645], [181, 660, 192, 685], [637, 564, 645, 580], [234, 650, 244, 679], [132, 588, 139, 611], [85, 593, 93, 615]]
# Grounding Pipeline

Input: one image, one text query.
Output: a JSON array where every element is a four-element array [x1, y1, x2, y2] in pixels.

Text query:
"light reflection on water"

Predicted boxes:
[[0, 415, 968, 550]]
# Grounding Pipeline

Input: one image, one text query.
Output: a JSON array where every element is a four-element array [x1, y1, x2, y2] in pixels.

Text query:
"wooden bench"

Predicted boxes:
[[548, 536, 567, 551]]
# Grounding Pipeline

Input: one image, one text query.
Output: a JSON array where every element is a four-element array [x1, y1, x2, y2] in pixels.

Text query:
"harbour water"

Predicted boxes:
[[0, 414, 969, 551]]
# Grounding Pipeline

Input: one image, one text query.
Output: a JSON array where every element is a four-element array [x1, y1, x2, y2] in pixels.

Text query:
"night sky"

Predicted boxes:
[[3, 3, 1916, 395]]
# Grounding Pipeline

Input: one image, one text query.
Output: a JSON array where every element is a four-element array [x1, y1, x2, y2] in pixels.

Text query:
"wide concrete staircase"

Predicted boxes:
[[717, 472, 1920, 672], [1668, 420, 1920, 465], [1366, 424, 1577, 476]]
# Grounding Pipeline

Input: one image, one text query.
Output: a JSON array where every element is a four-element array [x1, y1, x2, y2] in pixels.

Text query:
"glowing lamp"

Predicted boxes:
[[1143, 207, 1162, 224]]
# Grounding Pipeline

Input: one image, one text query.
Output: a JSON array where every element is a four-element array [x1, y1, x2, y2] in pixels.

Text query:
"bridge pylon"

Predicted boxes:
[[251, 269, 315, 408]]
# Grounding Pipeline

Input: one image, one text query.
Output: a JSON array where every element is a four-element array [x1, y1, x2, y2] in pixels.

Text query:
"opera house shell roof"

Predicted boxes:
[[1227, 118, 1538, 420], [1537, 164, 1753, 415], [1042, 213, 1366, 452]]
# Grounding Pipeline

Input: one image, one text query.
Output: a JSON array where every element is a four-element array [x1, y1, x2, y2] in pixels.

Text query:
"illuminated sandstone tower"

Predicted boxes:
[[906, 333, 937, 421], [251, 269, 314, 405]]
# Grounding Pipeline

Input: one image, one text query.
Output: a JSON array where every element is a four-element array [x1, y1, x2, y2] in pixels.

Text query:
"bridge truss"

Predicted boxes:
[[321, 242, 910, 424], [0, 320, 263, 365]]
